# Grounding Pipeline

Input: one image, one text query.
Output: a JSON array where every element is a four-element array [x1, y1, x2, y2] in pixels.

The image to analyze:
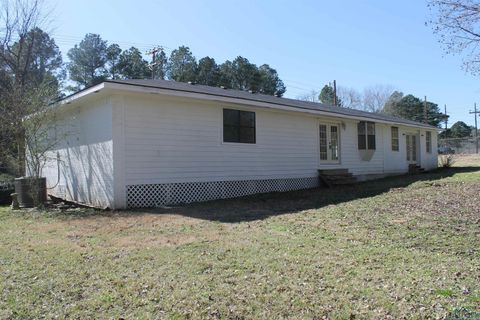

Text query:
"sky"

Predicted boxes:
[[43, 0, 480, 126]]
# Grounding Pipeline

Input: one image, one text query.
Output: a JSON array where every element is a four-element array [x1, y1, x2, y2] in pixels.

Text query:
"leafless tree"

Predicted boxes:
[[1, 0, 52, 86], [0, 0, 55, 176], [362, 84, 395, 113], [428, 0, 480, 74], [337, 86, 362, 109], [297, 89, 320, 103]]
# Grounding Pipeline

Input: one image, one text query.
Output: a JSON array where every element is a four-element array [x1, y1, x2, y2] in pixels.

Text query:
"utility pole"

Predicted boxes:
[[444, 104, 448, 147], [444, 104, 448, 138], [424, 96, 428, 124], [146, 46, 162, 79], [470, 103, 479, 154], [333, 80, 337, 107]]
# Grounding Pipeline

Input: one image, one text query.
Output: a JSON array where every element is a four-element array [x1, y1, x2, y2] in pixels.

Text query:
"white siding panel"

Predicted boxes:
[[123, 95, 320, 185], [383, 125, 411, 173], [334, 120, 385, 175], [121, 94, 395, 186], [42, 97, 114, 208], [421, 129, 439, 170]]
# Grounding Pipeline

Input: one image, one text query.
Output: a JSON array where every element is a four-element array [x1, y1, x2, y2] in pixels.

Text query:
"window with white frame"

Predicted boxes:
[[358, 121, 376, 150], [391, 127, 399, 151], [426, 131, 432, 153]]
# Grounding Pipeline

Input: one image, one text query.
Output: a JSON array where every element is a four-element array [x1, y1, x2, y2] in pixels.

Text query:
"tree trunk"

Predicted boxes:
[[16, 130, 26, 177]]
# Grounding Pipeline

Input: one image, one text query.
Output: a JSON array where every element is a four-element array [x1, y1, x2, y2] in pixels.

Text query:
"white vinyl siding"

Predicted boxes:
[[121, 94, 319, 185], [118, 94, 388, 186], [42, 97, 114, 208], [40, 89, 438, 209]]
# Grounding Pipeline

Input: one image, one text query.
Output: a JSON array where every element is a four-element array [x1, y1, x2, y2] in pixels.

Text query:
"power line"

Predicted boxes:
[[0, 32, 174, 53], [0, 32, 351, 99]]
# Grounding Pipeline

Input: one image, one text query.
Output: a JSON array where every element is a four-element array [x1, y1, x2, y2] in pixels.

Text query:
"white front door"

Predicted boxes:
[[406, 134, 417, 164], [319, 123, 340, 163]]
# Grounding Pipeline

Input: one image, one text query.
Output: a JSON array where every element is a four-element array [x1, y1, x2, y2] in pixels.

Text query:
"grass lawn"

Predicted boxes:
[[1, 155, 479, 319]]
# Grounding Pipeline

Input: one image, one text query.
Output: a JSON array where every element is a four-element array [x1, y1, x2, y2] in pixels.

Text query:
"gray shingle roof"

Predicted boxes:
[[104, 79, 437, 129]]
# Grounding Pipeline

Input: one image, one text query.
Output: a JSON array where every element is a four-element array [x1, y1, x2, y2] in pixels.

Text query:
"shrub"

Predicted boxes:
[[439, 154, 456, 168]]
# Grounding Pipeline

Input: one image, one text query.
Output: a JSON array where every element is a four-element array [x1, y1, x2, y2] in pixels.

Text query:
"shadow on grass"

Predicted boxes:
[[41, 166, 479, 223], [120, 166, 479, 223]]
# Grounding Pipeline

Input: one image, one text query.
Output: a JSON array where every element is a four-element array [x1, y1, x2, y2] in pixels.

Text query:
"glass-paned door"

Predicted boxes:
[[406, 134, 417, 163], [319, 123, 340, 163]]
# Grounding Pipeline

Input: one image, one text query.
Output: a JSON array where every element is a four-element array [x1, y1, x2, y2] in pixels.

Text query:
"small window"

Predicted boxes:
[[358, 121, 376, 150], [223, 109, 256, 143], [426, 131, 432, 153], [391, 127, 399, 151], [319, 125, 327, 160]]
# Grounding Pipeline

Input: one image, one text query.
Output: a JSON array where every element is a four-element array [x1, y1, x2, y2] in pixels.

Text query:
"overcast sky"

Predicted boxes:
[[44, 0, 480, 126]]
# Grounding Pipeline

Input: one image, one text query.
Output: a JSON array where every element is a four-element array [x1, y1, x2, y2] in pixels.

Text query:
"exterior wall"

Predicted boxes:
[[42, 97, 114, 208], [335, 120, 385, 176], [117, 93, 402, 208], [383, 125, 438, 173], [420, 129, 438, 170], [122, 94, 319, 185], [383, 125, 415, 174], [116, 94, 322, 207], [40, 90, 438, 209]]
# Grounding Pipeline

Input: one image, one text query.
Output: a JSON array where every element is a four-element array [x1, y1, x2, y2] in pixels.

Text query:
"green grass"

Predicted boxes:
[[1, 156, 479, 319]]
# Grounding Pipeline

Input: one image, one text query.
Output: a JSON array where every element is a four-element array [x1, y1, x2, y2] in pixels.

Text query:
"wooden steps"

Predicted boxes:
[[408, 164, 426, 174], [318, 169, 357, 187]]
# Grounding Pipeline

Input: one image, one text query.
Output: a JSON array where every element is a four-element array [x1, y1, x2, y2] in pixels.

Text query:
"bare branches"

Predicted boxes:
[[296, 89, 320, 103], [428, 0, 480, 74], [0, 0, 57, 176], [1, 0, 47, 86], [296, 84, 395, 112], [363, 85, 395, 113], [337, 87, 362, 109]]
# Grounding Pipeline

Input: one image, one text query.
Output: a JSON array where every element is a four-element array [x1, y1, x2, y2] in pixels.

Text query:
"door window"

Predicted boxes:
[[319, 124, 340, 162], [406, 134, 417, 163], [319, 125, 328, 161]]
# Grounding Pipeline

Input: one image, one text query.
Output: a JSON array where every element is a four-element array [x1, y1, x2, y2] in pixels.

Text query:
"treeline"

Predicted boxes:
[[439, 121, 476, 139], [0, 4, 286, 176], [66, 33, 286, 96], [300, 84, 448, 128], [1, 29, 286, 96]]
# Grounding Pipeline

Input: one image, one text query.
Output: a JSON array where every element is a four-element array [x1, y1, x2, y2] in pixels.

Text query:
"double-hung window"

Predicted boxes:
[[391, 127, 399, 151], [426, 131, 432, 153], [358, 121, 376, 150]]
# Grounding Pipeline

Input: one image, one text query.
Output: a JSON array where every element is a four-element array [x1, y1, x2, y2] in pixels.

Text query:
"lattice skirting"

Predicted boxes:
[[126, 177, 319, 208]]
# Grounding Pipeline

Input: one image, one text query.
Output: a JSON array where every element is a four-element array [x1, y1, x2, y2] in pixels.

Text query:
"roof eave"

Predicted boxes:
[[100, 81, 437, 130], [59, 83, 106, 106], [56, 81, 437, 130]]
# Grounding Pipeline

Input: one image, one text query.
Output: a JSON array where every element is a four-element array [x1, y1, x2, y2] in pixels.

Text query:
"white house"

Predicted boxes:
[[41, 79, 438, 209]]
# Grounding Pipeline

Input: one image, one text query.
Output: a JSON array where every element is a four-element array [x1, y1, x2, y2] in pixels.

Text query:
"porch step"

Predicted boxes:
[[318, 169, 350, 176], [409, 164, 426, 174], [318, 169, 357, 187]]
